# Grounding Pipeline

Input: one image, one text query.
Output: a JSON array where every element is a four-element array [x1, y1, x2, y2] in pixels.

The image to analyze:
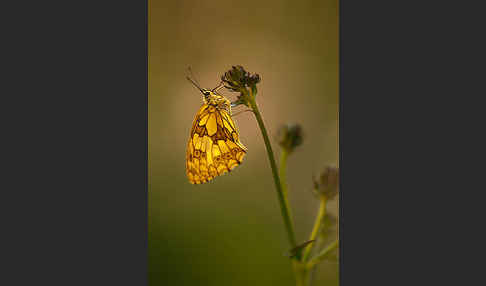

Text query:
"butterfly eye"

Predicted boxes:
[[203, 91, 210, 96]]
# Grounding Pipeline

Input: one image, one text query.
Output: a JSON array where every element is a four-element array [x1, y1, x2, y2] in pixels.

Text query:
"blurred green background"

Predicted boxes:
[[149, 0, 338, 285]]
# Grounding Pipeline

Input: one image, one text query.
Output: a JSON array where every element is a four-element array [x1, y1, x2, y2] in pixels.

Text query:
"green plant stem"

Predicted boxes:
[[306, 240, 339, 269], [279, 149, 288, 196], [279, 149, 293, 225], [302, 196, 327, 262], [247, 94, 298, 250], [307, 237, 325, 286], [293, 261, 308, 286]]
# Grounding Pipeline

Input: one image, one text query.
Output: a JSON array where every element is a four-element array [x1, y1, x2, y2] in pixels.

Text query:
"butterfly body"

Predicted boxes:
[[186, 87, 247, 184]]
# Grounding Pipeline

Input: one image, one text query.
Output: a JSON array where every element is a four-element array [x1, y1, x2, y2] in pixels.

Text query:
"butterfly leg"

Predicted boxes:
[[231, 109, 254, 117]]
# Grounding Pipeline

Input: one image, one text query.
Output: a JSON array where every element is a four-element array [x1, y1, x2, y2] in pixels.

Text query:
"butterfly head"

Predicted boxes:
[[202, 89, 230, 111], [201, 88, 213, 102], [187, 76, 229, 109]]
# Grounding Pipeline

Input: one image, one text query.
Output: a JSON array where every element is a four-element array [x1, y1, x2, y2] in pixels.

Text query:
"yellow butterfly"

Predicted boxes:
[[186, 75, 247, 184]]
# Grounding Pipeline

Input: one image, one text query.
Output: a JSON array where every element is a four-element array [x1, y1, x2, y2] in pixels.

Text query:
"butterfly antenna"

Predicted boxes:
[[212, 81, 225, 93], [186, 66, 204, 92]]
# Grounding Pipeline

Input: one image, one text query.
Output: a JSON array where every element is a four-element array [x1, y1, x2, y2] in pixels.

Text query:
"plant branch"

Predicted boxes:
[[306, 240, 339, 269], [302, 196, 327, 262], [279, 149, 294, 225], [247, 91, 298, 251]]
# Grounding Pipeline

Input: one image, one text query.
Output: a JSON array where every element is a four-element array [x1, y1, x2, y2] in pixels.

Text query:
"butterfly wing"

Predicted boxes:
[[186, 104, 246, 184]]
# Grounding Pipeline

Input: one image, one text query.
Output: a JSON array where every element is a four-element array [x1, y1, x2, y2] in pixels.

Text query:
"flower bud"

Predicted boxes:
[[313, 166, 339, 199], [277, 123, 304, 154]]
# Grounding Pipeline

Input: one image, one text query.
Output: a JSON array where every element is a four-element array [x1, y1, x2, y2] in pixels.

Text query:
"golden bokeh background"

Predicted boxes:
[[149, 0, 338, 284]]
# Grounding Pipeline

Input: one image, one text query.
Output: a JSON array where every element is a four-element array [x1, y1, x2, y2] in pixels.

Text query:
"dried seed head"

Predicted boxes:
[[221, 65, 260, 107], [221, 65, 260, 91]]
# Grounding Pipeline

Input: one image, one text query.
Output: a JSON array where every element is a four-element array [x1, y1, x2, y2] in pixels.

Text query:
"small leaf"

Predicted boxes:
[[284, 239, 316, 258]]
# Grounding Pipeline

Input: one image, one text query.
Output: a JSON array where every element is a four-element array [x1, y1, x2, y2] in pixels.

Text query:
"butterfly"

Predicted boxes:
[[186, 74, 247, 184]]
